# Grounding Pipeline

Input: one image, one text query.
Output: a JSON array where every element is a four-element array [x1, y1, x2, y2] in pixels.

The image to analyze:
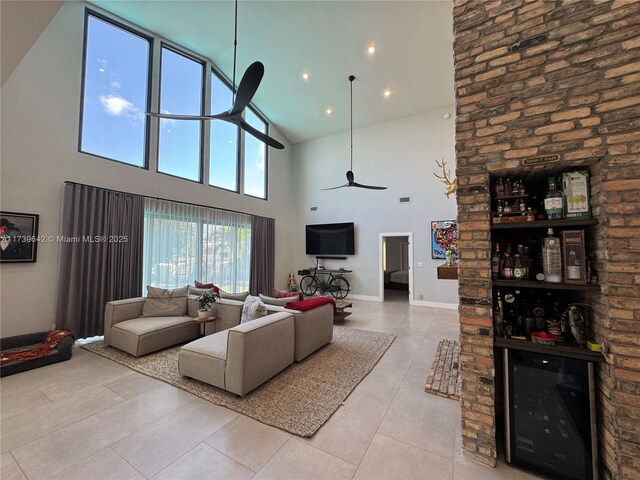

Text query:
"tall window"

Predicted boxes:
[[143, 199, 251, 292], [157, 47, 203, 181], [209, 73, 239, 191], [244, 109, 268, 199], [80, 14, 150, 166]]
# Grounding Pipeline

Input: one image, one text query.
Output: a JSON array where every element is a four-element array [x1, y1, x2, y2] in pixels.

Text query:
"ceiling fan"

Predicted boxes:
[[147, 0, 284, 150], [322, 75, 387, 190]]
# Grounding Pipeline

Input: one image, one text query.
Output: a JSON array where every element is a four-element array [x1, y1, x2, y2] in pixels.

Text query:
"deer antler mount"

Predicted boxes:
[[434, 159, 457, 198]]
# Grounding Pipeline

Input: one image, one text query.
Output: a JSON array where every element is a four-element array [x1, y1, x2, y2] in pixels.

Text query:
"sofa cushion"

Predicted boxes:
[[241, 296, 267, 324], [179, 331, 229, 387], [220, 289, 250, 301], [143, 286, 188, 317], [112, 316, 193, 336], [273, 289, 301, 299]]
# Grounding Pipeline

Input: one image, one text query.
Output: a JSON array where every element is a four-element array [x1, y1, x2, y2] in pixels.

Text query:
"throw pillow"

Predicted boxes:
[[143, 286, 188, 317], [259, 294, 294, 307], [188, 285, 216, 296], [273, 289, 300, 299], [219, 289, 250, 301], [194, 281, 220, 294], [241, 295, 267, 324]]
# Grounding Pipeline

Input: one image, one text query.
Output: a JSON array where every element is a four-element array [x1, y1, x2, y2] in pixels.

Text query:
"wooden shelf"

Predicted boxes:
[[437, 264, 458, 280], [491, 218, 598, 230], [495, 337, 603, 362], [493, 279, 599, 291]]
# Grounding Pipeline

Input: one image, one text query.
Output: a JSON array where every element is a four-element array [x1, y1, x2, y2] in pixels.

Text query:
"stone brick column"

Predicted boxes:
[[452, 0, 640, 476]]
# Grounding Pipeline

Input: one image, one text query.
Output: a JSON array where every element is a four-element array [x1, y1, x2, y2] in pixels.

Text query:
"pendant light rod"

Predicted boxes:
[[349, 74, 354, 172], [232, 0, 238, 100]]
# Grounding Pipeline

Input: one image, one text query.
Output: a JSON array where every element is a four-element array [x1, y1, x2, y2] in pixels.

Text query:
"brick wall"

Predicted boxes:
[[452, 0, 640, 477]]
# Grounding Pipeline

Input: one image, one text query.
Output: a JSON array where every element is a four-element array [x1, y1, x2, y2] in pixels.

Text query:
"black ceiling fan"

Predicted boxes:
[[147, 0, 284, 150], [322, 75, 387, 190]]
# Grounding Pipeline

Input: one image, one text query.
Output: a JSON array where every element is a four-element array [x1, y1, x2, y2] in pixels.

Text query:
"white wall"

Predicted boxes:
[[0, 2, 295, 337], [292, 106, 458, 307]]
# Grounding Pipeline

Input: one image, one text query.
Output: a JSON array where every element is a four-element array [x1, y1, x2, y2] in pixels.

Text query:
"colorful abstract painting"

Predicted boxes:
[[431, 220, 458, 260]]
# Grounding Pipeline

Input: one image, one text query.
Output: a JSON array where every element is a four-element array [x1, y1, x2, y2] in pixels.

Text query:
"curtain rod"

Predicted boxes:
[[63, 181, 275, 221]]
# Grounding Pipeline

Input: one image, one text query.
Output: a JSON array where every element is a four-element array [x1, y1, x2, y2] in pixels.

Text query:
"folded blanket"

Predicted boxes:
[[285, 297, 336, 314], [1, 330, 75, 366]]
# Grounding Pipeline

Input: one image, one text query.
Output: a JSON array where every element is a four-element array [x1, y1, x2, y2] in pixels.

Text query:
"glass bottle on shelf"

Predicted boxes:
[[504, 178, 512, 197], [495, 178, 505, 198], [517, 244, 530, 278], [501, 245, 514, 279], [513, 253, 525, 279], [495, 290, 504, 337], [544, 176, 564, 219], [497, 200, 504, 215], [492, 243, 501, 278], [542, 228, 562, 283]]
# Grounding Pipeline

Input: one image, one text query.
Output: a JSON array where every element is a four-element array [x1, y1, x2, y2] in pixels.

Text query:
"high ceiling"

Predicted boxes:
[[90, 0, 455, 145]]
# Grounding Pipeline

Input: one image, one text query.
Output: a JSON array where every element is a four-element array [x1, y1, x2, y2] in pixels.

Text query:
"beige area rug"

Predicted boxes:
[[424, 339, 461, 401], [81, 326, 395, 437]]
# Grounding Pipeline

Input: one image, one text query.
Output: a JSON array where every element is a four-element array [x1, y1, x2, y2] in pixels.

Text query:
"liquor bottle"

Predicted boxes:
[[544, 176, 564, 219], [513, 254, 525, 279], [504, 201, 512, 214], [497, 200, 504, 215], [495, 178, 505, 198], [492, 243, 501, 278], [517, 244, 530, 278], [512, 180, 520, 196], [542, 228, 562, 282], [504, 178, 512, 197], [501, 246, 514, 279], [519, 197, 527, 213]]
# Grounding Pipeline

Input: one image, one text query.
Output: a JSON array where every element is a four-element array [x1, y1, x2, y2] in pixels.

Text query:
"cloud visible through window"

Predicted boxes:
[[99, 94, 143, 123]]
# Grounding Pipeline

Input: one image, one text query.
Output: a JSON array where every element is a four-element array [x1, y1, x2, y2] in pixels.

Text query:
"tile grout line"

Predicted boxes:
[[8, 450, 29, 480], [107, 446, 149, 480]]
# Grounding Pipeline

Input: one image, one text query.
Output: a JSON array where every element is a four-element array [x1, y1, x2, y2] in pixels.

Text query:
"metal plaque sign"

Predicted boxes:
[[521, 154, 560, 166]]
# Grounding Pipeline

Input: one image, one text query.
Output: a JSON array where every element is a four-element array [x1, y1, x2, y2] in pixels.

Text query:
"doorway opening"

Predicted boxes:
[[379, 232, 412, 302]]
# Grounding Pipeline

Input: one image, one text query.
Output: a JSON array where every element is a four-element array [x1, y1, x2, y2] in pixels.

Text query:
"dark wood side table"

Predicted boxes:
[[193, 316, 216, 337], [437, 263, 458, 280]]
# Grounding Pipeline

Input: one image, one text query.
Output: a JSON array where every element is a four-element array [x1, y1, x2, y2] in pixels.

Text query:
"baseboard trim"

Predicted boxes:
[[348, 294, 383, 302], [409, 299, 459, 310]]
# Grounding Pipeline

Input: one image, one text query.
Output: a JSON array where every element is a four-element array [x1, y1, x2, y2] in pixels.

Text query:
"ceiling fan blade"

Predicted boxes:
[[320, 183, 350, 191], [147, 112, 216, 120], [239, 119, 285, 150], [229, 61, 264, 116], [351, 182, 388, 190]]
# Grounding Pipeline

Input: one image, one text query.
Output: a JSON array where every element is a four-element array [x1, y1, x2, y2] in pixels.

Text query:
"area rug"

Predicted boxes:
[[424, 339, 461, 401], [81, 326, 395, 437]]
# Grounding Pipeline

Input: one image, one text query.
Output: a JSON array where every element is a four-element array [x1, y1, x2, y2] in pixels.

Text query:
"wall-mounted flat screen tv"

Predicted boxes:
[[306, 222, 355, 255]]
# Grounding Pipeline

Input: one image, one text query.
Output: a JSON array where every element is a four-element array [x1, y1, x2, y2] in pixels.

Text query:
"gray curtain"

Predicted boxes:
[[56, 183, 144, 338], [249, 216, 275, 295]]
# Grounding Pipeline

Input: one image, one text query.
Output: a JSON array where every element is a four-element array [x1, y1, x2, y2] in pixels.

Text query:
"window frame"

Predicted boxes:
[[243, 106, 270, 201], [155, 43, 206, 184], [78, 9, 153, 170], [208, 66, 241, 193]]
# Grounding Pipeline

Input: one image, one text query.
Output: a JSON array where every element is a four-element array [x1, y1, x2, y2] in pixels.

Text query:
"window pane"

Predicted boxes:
[[80, 15, 149, 166], [209, 73, 239, 190], [157, 48, 203, 181], [244, 109, 267, 199]]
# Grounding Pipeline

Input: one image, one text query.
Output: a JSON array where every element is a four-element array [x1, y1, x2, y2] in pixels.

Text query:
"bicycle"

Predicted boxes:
[[298, 269, 351, 299]]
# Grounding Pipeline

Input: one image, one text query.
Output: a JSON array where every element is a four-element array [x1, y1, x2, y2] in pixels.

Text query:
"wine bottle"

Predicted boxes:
[[492, 243, 501, 278], [502, 246, 514, 279]]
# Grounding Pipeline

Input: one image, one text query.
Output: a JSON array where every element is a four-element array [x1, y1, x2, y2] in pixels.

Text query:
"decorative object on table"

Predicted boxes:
[[145, 0, 284, 150], [433, 159, 457, 198], [424, 339, 461, 401], [431, 220, 458, 260], [562, 230, 587, 284], [562, 170, 591, 220], [196, 290, 219, 319], [445, 248, 456, 266], [0, 211, 39, 263], [321, 75, 387, 190], [80, 326, 395, 437], [287, 272, 299, 292]]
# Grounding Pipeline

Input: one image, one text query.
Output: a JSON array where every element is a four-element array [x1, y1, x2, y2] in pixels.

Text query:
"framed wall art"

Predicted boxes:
[[431, 220, 458, 260], [0, 211, 39, 263]]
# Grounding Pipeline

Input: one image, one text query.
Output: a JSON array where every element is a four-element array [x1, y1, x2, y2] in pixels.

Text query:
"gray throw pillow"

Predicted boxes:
[[259, 294, 294, 307], [143, 285, 188, 317], [219, 289, 250, 301], [240, 295, 267, 324]]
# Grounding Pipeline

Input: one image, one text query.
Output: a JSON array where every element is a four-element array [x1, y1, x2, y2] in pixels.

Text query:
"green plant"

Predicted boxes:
[[316, 281, 333, 295], [197, 291, 218, 310]]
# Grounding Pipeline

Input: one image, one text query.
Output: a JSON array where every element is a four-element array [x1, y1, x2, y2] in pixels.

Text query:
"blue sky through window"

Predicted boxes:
[[157, 47, 203, 181], [244, 109, 267, 198], [210, 73, 239, 190], [81, 15, 149, 166]]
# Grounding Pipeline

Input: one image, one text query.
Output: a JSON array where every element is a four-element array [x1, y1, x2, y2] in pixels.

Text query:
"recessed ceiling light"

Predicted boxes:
[[301, 70, 311, 81], [325, 107, 333, 115], [383, 88, 392, 98], [367, 43, 377, 55]]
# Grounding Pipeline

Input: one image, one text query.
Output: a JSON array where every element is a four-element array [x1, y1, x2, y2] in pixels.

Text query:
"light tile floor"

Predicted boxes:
[[1, 291, 541, 480]]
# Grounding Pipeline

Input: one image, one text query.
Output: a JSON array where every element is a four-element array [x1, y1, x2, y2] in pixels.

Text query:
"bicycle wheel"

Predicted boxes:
[[300, 275, 318, 296], [329, 276, 350, 299]]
